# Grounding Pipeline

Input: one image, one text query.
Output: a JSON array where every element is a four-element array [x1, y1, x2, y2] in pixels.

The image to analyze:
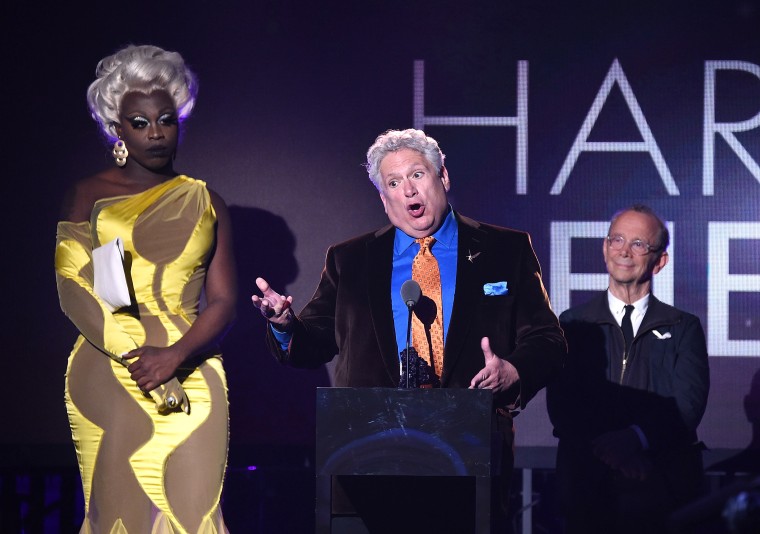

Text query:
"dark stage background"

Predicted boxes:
[[4, 0, 760, 531]]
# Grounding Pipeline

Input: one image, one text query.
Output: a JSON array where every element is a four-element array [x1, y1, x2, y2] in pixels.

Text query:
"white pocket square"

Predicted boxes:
[[652, 330, 671, 340]]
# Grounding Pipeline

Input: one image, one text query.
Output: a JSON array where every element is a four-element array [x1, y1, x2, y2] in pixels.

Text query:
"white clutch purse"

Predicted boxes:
[[92, 237, 132, 312]]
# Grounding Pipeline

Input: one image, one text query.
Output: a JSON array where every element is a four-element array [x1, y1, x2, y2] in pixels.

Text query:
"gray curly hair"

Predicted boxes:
[[87, 44, 198, 141], [365, 129, 445, 191]]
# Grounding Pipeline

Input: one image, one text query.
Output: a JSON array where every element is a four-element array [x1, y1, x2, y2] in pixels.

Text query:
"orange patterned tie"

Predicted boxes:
[[412, 236, 444, 379]]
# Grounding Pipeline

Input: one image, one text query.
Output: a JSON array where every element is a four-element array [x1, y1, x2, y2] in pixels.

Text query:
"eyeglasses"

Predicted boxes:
[[606, 235, 660, 256]]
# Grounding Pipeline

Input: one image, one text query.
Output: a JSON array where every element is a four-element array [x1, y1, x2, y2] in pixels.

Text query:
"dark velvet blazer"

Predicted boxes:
[[267, 212, 566, 410]]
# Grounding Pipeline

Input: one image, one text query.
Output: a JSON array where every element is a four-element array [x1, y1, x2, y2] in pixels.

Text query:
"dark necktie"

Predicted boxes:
[[622, 304, 635, 354]]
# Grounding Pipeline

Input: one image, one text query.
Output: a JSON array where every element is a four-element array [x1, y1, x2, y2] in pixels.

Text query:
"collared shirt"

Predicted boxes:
[[271, 208, 459, 353], [607, 289, 651, 449], [391, 208, 458, 360], [607, 291, 649, 337]]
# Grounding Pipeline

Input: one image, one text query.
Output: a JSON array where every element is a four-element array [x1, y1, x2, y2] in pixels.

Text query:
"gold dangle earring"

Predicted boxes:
[[112, 138, 129, 167]]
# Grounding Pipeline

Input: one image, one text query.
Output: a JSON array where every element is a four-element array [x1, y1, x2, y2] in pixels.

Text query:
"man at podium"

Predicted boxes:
[[252, 128, 566, 530]]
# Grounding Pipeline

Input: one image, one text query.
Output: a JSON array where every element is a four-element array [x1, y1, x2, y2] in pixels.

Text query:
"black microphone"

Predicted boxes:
[[400, 280, 421, 387], [401, 279, 421, 308]]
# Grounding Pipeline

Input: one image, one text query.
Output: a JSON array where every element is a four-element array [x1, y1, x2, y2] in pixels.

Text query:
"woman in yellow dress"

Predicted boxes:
[[55, 44, 237, 533]]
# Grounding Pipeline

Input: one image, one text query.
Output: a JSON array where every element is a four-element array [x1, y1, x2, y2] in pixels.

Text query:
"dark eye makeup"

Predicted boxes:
[[158, 113, 178, 125], [127, 116, 149, 129]]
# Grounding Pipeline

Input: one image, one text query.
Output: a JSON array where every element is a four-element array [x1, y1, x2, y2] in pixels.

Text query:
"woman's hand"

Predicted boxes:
[[124, 345, 184, 392]]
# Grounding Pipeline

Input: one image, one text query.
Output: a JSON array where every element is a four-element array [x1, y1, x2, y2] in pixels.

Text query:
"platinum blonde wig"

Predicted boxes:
[[87, 44, 198, 141], [365, 129, 445, 191]]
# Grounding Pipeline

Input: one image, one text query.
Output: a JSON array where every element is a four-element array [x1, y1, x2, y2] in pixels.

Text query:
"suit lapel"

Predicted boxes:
[[366, 225, 401, 383], [443, 214, 488, 383]]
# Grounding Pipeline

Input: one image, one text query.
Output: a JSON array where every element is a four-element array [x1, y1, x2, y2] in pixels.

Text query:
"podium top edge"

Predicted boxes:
[[316, 387, 493, 401], [317, 387, 492, 393]]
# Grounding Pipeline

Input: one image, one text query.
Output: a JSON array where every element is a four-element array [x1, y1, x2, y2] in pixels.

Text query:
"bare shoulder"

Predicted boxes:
[[59, 169, 127, 223], [206, 187, 230, 216], [206, 187, 227, 207]]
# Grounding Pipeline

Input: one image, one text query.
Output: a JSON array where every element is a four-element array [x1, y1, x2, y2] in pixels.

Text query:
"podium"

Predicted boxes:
[[315, 387, 499, 533]]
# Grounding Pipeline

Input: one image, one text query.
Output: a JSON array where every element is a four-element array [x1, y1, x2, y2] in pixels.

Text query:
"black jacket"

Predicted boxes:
[[547, 292, 709, 452]]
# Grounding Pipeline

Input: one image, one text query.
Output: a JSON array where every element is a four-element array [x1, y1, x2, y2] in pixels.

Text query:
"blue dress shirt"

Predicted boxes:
[[391, 208, 458, 361], [272, 208, 459, 357]]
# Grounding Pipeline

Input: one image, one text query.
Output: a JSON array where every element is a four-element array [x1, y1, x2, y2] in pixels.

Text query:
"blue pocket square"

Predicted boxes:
[[483, 281, 508, 296]]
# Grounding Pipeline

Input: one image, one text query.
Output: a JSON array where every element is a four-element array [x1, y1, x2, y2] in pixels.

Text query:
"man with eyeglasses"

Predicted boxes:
[[547, 204, 710, 534]]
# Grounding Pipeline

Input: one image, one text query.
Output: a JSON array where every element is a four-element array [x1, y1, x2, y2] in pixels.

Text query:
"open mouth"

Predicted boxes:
[[407, 203, 424, 217]]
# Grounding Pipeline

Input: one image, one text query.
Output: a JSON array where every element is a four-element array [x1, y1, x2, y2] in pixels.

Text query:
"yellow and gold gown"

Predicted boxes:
[[55, 176, 229, 534]]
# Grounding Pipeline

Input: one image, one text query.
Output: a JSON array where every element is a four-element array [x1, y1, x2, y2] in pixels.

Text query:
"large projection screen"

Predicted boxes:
[[6, 1, 759, 461]]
